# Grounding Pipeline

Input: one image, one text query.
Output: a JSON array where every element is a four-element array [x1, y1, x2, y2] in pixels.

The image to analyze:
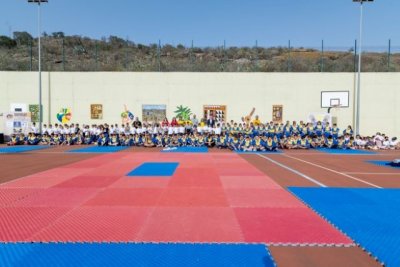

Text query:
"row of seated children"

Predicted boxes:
[[32, 121, 351, 139], [4, 132, 373, 152], [97, 133, 280, 152], [6, 123, 399, 150]]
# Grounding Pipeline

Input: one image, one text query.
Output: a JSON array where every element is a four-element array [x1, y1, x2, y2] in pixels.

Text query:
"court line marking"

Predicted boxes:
[[343, 172, 400, 175], [257, 154, 327, 187], [283, 154, 383, 189]]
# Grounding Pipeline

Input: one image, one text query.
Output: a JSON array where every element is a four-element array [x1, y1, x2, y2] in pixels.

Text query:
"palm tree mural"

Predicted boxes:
[[174, 105, 192, 121]]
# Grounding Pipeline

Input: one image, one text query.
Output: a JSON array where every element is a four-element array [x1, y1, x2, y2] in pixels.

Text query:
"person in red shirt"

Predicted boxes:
[[161, 117, 169, 127], [170, 117, 179, 127]]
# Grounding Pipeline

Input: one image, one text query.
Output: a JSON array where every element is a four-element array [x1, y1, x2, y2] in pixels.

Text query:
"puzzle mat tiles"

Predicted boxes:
[[366, 160, 400, 170], [0, 146, 49, 154], [0, 152, 352, 245], [289, 187, 400, 267], [0, 242, 275, 267]]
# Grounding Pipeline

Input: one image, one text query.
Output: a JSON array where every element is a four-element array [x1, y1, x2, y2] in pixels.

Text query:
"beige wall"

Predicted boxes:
[[0, 72, 399, 137]]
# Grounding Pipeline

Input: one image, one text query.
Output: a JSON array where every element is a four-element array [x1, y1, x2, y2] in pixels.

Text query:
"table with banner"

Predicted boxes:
[[1, 112, 32, 136]]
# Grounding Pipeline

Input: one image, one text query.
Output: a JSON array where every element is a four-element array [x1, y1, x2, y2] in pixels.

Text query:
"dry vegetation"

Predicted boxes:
[[0, 33, 398, 72]]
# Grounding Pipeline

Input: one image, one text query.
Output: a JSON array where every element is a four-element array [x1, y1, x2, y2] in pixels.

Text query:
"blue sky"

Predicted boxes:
[[0, 0, 398, 48]]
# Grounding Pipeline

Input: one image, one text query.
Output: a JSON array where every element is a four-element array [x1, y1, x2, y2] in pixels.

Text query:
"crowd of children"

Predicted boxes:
[[6, 119, 400, 151]]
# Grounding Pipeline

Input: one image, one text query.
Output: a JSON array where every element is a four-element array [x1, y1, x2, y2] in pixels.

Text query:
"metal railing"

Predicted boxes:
[[1, 38, 399, 72]]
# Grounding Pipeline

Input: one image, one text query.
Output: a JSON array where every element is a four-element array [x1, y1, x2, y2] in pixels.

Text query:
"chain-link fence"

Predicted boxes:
[[1, 35, 399, 72]]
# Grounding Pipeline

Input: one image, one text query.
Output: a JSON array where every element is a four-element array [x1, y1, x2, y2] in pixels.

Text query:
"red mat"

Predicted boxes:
[[168, 173, 222, 188], [110, 177, 169, 188], [158, 188, 228, 207], [173, 168, 220, 179], [31, 207, 151, 242], [0, 188, 42, 206], [0, 207, 71, 241], [225, 189, 304, 208], [136, 207, 244, 242], [234, 207, 352, 244], [220, 176, 281, 189], [31, 167, 93, 179], [1, 175, 74, 189], [0, 152, 354, 245], [54, 175, 121, 188], [13, 188, 99, 207], [84, 188, 164, 206]]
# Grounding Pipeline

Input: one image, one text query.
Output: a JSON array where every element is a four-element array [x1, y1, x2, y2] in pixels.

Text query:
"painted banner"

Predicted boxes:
[[143, 105, 167, 123], [29, 104, 40, 123], [203, 105, 226, 123], [91, 104, 103, 119], [121, 105, 134, 124], [57, 108, 72, 124], [272, 105, 283, 123]]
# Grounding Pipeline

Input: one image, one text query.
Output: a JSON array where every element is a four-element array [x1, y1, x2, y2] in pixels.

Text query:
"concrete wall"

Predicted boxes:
[[0, 72, 399, 137]]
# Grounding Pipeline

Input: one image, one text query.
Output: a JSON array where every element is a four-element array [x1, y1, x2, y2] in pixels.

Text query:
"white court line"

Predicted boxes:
[[284, 154, 383, 189], [344, 172, 400, 175], [257, 154, 327, 187]]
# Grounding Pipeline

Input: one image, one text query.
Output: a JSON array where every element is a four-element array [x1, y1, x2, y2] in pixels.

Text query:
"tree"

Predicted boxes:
[[52, 32, 65, 38], [174, 105, 192, 121], [0, 36, 17, 48], [13, 31, 33, 45], [109, 36, 126, 48]]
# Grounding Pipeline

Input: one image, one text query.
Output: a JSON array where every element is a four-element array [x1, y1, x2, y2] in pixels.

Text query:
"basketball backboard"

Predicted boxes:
[[321, 91, 349, 108]]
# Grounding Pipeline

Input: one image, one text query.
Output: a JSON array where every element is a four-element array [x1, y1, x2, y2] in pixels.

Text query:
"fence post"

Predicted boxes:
[[288, 40, 291, 72], [254, 40, 259, 72], [190, 40, 194, 68], [62, 38, 65, 71], [29, 40, 33, 71], [388, 39, 391, 72], [95, 42, 99, 71], [354, 39, 357, 73], [125, 37, 129, 71], [222, 40, 226, 71], [157, 39, 161, 72], [320, 40, 324, 72]]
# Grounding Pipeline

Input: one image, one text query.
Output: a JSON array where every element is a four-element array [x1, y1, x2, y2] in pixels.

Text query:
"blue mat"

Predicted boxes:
[[127, 162, 179, 177], [367, 160, 400, 170], [161, 147, 208, 153], [289, 187, 400, 267], [0, 242, 275, 267], [316, 148, 376, 155], [68, 146, 129, 153], [0, 146, 49, 154]]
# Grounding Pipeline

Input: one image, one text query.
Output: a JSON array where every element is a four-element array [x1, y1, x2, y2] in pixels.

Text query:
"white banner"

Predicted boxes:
[[307, 113, 332, 127], [3, 112, 32, 135]]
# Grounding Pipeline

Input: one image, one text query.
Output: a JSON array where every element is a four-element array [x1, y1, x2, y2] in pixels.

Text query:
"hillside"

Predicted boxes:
[[0, 33, 398, 72]]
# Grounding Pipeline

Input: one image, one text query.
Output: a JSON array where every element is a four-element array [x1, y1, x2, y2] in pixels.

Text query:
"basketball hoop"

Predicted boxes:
[[328, 104, 341, 114]]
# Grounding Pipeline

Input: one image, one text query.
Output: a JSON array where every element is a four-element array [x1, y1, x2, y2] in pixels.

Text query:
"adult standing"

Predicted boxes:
[[207, 115, 216, 128], [133, 117, 142, 129], [191, 114, 199, 127]]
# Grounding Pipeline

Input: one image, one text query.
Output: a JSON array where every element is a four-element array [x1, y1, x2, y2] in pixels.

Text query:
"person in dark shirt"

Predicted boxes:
[[133, 117, 142, 128]]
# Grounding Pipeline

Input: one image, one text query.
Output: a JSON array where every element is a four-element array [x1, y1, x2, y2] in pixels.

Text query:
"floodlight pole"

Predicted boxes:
[[28, 0, 47, 135], [355, 1, 363, 136], [354, 0, 372, 136], [38, 3, 42, 134]]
